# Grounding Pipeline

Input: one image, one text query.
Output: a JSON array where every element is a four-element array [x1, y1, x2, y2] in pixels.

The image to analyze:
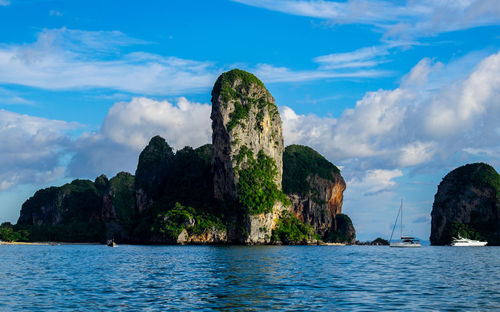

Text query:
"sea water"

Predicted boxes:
[[0, 245, 499, 311]]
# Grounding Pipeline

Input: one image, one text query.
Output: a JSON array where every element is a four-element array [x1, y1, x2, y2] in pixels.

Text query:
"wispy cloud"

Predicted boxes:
[[0, 28, 392, 94], [233, 0, 500, 38], [0, 28, 219, 95], [0, 0, 10, 7], [49, 10, 62, 17], [0, 87, 34, 105], [314, 46, 388, 70], [313, 40, 420, 70], [254, 63, 390, 83]]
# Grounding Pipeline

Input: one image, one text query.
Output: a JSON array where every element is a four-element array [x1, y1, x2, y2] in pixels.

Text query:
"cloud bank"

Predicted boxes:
[[69, 97, 212, 177], [0, 109, 78, 190], [282, 51, 500, 171]]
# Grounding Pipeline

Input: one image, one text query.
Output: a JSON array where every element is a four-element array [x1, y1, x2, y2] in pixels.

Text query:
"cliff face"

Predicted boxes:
[[134, 136, 174, 213], [102, 172, 135, 241], [18, 179, 103, 227], [132, 139, 227, 244], [16, 175, 132, 242], [283, 145, 353, 242], [211, 69, 286, 243], [430, 163, 500, 245]]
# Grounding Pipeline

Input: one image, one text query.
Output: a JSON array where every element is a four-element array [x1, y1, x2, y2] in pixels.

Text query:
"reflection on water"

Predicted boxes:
[[0, 245, 499, 311]]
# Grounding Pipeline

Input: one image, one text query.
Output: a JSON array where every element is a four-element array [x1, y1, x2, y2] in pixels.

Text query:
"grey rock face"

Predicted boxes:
[[211, 69, 285, 243], [288, 173, 346, 238], [176, 227, 228, 244]]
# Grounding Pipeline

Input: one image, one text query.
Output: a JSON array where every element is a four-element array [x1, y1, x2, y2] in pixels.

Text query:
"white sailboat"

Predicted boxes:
[[389, 199, 421, 248]]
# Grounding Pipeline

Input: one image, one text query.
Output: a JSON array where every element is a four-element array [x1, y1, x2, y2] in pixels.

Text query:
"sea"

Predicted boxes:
[[0, 245, 499, 311]]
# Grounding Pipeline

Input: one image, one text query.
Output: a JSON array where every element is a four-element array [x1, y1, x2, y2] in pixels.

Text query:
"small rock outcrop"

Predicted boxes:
[[283, 145, 353, 242], [211, 69, 286, 243], [430, 163, 500, 245]]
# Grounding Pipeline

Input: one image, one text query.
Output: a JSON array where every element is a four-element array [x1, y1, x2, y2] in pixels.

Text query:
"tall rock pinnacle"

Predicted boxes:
[[211, 69, 286, 243]]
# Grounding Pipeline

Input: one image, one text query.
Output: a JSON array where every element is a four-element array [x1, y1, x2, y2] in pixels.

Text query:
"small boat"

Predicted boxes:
[[390, 236, 421, 248], [450, 235, 487, 247], [389, 199, 421, 248], [107, 239, 117, 247]]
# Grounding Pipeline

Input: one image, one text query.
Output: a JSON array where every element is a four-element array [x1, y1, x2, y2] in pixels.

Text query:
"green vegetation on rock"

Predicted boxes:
[[272, 211, 318, 244], [152, 202, 225, 241], [326, 214, 355, 243], [213, 69, 278, 133], [448, 221, 485, 241], [371, 237, 389, 245], [283, 145, 340, 196], [19, 222, 106, 242], [135, 135, 174, 199], [214, 69, 265, 94], [236, 149, 289, 215], [109, 172, 135, 226], [445, 163, 500, 198], [227, 100, 250, 132], [0, 222, 29, 242]]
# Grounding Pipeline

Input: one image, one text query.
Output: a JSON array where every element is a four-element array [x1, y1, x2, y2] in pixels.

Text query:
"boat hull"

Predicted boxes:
[[389, 242, 421, 248], [450, 242, 487, 247]]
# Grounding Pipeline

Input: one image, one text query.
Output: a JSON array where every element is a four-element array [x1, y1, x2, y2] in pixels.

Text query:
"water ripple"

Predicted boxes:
[[0, 245, 499, 310]]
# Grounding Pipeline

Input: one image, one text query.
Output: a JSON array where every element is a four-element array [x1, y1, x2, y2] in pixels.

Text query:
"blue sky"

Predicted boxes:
[[1, 0, 500, 241]]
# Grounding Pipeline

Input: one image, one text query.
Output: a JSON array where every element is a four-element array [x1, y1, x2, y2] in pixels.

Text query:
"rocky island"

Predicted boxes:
[[13, 69, 355, 245], [430, 163, 500, 245]]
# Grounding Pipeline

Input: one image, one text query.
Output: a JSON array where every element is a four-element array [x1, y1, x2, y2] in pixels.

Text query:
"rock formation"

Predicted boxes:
[[15, 69, 356, 245], [101, 172, 135, 241], [283, 145, 354, 243], [430, 163, 500, 245], [134, 136, 174, 213], [211, 69, 286, 243], [16, 175, 130, 242]]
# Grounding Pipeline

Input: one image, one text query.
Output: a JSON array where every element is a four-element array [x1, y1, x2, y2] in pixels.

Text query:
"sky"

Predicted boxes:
[[1, 0, 500, 241]]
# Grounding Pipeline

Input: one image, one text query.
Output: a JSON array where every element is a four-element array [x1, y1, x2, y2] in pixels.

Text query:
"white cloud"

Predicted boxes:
[[348, 169, 403, 196], [281, 51, 500, 177], [0, 27, 389, 95], [101, 97, 211, 150], [69, 97, 212, 177], [0, 0, 10, 6], [254, 63, 389, 83], [233, 0, 500, 38], [0, 87, 34, 105], [0, 109, 78, 190], [398, 141, 436, 167], [314, 46, 389, 70], [0, 28, 218, 95]]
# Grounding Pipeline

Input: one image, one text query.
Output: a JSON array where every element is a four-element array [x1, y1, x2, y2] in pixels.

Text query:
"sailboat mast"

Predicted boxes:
[[400, 199, 403, 238]]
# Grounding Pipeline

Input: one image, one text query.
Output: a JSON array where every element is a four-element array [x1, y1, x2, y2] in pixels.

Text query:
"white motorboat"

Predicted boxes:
[[389, 200, 421, 248], [450, 235, 487, 247]]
